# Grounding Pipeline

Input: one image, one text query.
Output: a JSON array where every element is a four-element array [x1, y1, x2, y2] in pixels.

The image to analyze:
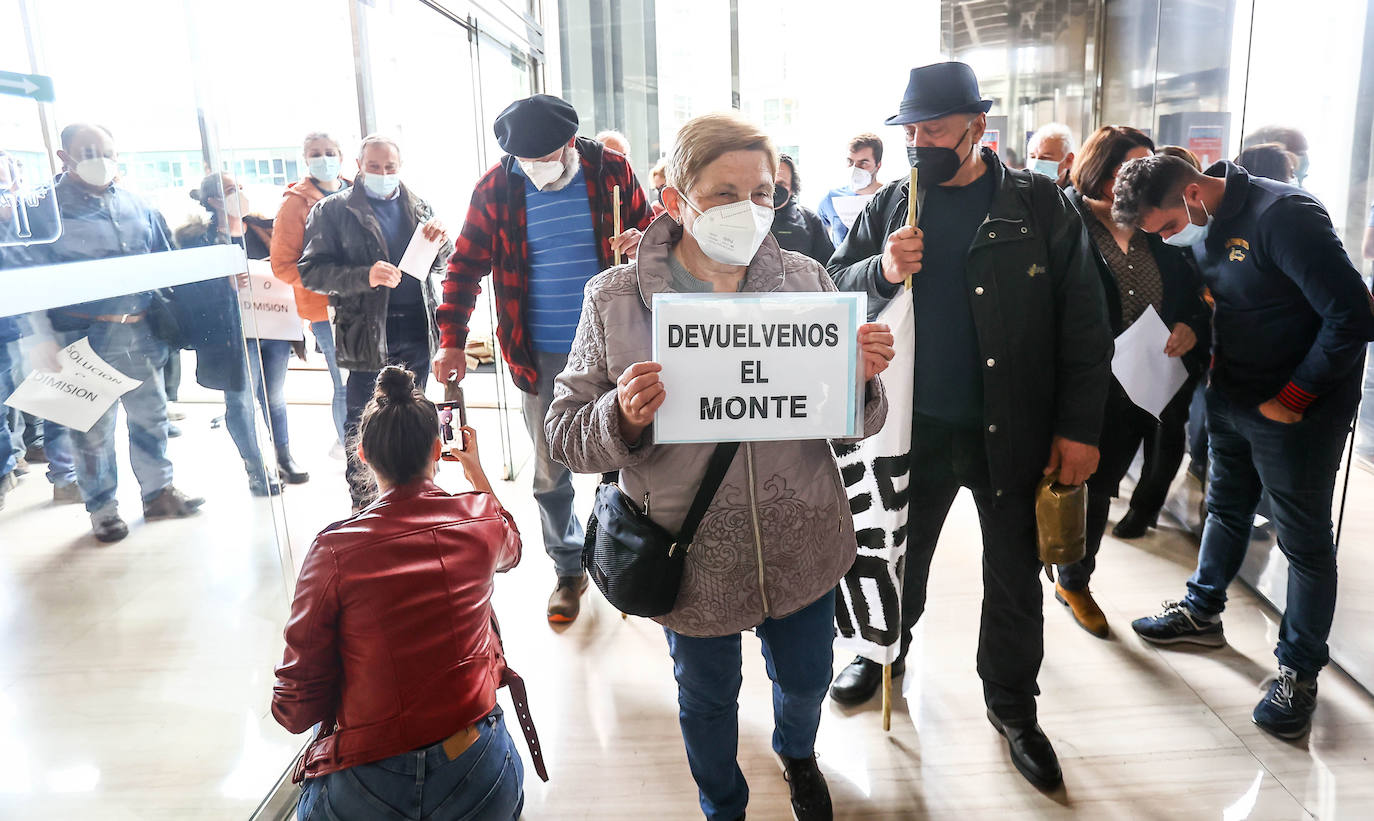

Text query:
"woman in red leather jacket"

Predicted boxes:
[[273, 366, 526, 820]]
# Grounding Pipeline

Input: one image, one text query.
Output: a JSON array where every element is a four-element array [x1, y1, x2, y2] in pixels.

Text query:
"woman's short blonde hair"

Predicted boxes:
[[668, 113, 777, 195]]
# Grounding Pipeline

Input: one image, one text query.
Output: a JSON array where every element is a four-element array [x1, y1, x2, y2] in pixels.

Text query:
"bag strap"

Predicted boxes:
[[676, 441, 741, 548]]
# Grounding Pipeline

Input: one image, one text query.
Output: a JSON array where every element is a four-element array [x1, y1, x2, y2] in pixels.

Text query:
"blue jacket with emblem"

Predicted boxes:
[[1191, 161, 1374, 412]]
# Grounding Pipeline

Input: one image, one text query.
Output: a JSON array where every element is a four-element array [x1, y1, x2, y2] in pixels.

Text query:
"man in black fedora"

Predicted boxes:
[[828, 61, 1112, 790]]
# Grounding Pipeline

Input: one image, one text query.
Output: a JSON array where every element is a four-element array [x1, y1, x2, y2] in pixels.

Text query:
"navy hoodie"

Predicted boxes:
[[1190, 161, 1374, 412]]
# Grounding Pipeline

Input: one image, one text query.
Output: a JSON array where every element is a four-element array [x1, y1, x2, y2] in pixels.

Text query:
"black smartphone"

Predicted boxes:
[[437, 389, 467, 459]]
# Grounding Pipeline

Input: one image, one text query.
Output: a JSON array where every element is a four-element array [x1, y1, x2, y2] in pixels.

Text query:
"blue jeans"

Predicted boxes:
[[0, 342, 15, 479], [297, 708, 523, 821], [1184, 379, 1360, 678], [664, 590, 835, 821], [311, 320, 348, 446], [64, 322, 173, 514], [521, 349, 584, 578], [223, 383, 267, 476], [246, 338, 292, 454]]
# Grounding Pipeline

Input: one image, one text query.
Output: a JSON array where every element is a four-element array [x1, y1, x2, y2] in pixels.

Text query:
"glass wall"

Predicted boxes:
[[0, 1, 545, 817], [1099, 0, 1374, 693], [941, 0, 1100, 169]]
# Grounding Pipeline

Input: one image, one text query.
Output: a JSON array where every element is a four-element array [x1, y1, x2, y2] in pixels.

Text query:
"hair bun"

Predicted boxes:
[[374, 366, 416, 405]]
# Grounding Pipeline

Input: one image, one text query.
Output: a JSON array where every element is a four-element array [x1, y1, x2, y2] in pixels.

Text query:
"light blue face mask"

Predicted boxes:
[[1164, 194, 1212, 247], [363, 172, 400, 199], [307, 154, 341, 182], [1029, 158, 1062, 179]]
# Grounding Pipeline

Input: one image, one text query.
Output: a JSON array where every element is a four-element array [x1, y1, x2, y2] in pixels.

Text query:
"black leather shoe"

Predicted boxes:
[[277, 454, 310, 484], [780, 755, 832, 821], [829, 656, 904, 705], [1111, 509, 1156, 539], [987, 709, 1061, 790]]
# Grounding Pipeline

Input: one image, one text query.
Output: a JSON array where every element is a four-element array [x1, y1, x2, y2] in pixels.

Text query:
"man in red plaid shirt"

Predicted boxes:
[[434, 95, 651, 623]]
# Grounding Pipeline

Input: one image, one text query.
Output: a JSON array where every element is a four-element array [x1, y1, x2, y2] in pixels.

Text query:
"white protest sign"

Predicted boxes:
[[240, 259, 304, 341], [651, 292, 866, 444], [4, 337, 143, 432]]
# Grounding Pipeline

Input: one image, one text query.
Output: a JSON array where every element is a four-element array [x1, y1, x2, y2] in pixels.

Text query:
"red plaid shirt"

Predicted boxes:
[[438, 138, 652, 394]]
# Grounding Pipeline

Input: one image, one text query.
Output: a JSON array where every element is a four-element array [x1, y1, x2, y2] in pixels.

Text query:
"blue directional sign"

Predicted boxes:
[[0, 71, 55, 103]]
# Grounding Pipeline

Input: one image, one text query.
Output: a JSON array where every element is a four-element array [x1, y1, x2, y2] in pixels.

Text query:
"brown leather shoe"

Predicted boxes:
[[1055, 583, 1109, 638], [143, 485, 206, 519], [547, 574, 589, 623]]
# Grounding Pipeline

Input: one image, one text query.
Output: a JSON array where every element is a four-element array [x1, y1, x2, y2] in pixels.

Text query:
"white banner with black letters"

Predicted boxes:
[[832, 286, 914, 665]]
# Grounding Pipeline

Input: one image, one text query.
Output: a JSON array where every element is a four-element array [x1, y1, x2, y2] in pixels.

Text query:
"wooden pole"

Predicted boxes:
[[904, 167, 918, 290], [882, 662, 893, 732], [612, 184, 623, 265]]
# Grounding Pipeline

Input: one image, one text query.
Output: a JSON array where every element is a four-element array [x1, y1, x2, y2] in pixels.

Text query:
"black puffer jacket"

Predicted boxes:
[[829, 148, 1113, 498], [770, 200, 834, 265], [298, 180, 453, 371]]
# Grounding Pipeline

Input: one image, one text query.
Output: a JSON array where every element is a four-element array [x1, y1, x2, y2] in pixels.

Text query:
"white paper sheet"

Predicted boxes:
[[4, 337, 143, 432], [240, 260, 304, 341], [397, 222, 443, 280], [831, 194, 874, 229], [1110, 305, 1189, 420]]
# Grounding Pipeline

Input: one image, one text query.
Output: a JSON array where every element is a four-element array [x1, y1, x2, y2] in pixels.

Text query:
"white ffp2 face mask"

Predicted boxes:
[[75, 157, 118, 188], [681, 194, 774, 266], [849, 166, 873, 190], [520, 147, 577, 191]]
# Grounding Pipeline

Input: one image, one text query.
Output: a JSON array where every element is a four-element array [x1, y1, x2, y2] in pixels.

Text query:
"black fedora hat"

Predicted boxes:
[[885, 61, 993, 126]]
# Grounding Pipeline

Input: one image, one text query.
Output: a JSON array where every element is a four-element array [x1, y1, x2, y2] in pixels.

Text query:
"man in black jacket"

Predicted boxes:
[[827, 62, 1112, 790], [769, 154, 834, 265], [1115, 154, 1374, 740], [298, 135, 452, 512]]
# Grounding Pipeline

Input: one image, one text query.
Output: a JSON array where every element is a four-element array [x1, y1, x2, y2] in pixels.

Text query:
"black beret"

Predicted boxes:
[[493, 94, 579, 159]]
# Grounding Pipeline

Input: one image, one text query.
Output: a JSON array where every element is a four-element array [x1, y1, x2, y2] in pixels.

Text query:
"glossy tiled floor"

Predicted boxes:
[[1, 362, 1373, 818]]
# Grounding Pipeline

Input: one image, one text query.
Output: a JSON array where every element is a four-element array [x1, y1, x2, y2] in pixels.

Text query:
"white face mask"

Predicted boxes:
[[520, 147, 577, 191], [849, 166, 873, 190], [680, 194, 774, 266], [364, 172, 401, 199], [1029, 158, 1062, 179], [1163, 195, 1212, 248], [224, 189, 248, 219], [307, 155, 341, 181], [75, 157, 118, 188]]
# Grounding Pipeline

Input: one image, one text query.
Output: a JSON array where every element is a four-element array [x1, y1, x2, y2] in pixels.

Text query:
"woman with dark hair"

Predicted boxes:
[[769, 153, 835, 264], [185, 172, 310, 485], [1055, 125, 1211, 637], [1236, 142, 1297, 183], [274, 366, 528, 820]]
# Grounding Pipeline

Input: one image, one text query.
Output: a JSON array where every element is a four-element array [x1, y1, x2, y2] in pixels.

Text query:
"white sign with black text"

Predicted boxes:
[[651, 292, 866, 444], [240, 260, 304, 341], [4, 337, 143, 432]]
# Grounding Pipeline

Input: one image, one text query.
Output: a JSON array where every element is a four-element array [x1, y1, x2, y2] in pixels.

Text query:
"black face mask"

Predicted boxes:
[[906, 123, 974, 185], [772, 186, 791, 209]]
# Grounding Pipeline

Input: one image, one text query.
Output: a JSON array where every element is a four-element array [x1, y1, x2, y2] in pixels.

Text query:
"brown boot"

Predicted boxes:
[[547, 574, 589, 623], [143, 485, 206, 519], [1055, 582, 1108, 638]]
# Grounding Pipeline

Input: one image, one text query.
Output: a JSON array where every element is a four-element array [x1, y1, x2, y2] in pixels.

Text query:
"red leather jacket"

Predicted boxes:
[[272, 479, 521, 780]]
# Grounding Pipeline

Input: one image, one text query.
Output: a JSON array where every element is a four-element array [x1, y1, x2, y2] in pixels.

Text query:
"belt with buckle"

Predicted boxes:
[[63, 311, 145, 324]]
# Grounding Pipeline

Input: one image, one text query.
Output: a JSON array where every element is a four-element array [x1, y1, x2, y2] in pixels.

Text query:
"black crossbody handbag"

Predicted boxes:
[[582, 441, 740, 617]]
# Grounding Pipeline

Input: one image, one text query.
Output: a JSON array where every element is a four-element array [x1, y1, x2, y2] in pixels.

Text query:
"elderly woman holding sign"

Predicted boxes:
[[546, 112, 891, 821]]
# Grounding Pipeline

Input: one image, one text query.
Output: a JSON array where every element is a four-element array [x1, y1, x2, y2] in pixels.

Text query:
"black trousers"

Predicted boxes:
[[1059, 376, 1198, 591], [897, 416, 1043, 722]]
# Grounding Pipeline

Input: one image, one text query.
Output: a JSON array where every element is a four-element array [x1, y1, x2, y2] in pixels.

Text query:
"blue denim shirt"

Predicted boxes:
[[25, 176, 173, 321]]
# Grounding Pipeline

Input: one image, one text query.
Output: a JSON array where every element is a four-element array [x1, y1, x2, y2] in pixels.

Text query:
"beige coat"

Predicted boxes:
[[546, 214, 887, 637]]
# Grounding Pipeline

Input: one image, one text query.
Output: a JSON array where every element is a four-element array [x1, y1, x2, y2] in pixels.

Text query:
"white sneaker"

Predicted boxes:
[[329, 441, 347, 460]]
